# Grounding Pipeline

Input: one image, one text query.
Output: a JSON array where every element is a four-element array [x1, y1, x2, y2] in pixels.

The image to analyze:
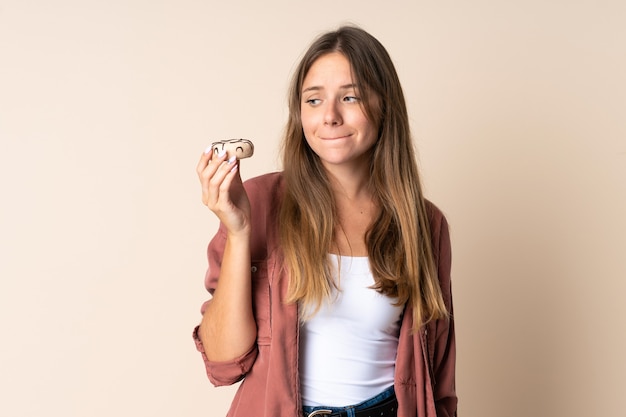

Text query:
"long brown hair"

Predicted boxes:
[[279, 25, 448, 330]]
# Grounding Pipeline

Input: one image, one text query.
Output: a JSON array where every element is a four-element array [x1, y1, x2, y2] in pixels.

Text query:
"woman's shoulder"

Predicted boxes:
[[424, 198, 451, 257], [243, 171, 285, 200], [424, 199, 447, 228], [243, 172, 285, 252], [243, 171, 283, 187]]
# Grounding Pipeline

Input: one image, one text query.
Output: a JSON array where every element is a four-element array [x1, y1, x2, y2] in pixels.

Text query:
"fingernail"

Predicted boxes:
[[228, 156, 237, 164], [217, 149, 227, 157], [204, 146, 212, 154]]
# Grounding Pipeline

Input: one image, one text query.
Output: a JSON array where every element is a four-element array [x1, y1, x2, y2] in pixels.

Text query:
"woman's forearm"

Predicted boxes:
[[199, 231, 257, 361]]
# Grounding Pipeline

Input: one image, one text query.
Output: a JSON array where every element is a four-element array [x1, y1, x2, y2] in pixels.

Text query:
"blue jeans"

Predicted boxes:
[[302, 385, 395, 417]]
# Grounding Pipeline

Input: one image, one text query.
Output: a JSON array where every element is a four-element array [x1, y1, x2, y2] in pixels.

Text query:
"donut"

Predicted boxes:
[[210, 139, 254, 160]]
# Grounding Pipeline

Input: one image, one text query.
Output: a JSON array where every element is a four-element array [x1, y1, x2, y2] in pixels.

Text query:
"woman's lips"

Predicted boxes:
[[320, 134, 351, 140]]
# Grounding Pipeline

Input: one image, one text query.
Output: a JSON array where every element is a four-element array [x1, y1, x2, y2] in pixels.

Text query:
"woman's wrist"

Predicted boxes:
[[225, 227, 252, 243]]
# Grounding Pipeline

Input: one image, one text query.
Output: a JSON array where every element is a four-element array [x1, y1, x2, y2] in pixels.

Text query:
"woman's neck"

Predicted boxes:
[[331, 181, 379, 258]]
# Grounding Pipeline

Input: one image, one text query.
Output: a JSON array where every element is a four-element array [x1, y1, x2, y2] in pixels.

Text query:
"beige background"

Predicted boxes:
[[1, 1, 624, 416]]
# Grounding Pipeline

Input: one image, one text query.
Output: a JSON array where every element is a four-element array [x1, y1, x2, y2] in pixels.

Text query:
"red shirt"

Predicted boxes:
[[193, 172, 458, 417]]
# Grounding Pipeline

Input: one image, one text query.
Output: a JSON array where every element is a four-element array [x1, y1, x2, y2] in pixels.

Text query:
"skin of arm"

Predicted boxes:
[[196, 148, 258, 362]]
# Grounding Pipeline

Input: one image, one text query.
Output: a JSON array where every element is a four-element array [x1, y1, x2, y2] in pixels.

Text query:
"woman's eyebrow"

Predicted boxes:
[[301, 84, 358, 94], [302, 86, 322, 94]]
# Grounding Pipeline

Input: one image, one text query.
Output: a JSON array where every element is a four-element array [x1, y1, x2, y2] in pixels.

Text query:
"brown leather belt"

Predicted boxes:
[[306, 393, 398, 417]]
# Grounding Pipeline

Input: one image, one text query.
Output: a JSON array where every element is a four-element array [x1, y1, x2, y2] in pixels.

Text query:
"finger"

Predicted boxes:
[[198, 149, 229, 188], [211, 156, 239, 195], [196, 147, 213, 176], [199, 149, 230, 206], [210, 161, 241, 213], [198, 145, 232, 170], [217, 158, 240, 196], [206, 156, 238, 208]]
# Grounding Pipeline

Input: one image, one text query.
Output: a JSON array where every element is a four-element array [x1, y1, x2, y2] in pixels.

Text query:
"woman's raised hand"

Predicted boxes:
[[196, 148, 251, 236]]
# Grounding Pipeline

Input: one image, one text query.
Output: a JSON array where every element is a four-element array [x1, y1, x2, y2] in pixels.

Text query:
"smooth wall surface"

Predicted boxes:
[[1, 1, 624, 416]]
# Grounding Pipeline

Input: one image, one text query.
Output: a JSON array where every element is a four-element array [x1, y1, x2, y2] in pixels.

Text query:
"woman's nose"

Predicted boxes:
[[323, 101, 342, 126]]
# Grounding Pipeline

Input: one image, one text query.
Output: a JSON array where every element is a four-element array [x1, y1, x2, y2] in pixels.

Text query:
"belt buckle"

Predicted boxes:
[[308, 410, 333, 417]]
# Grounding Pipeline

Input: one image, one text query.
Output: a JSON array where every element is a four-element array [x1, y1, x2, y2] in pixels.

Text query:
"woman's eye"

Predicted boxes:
[[305, 98, 321, 105], [343, 96, 360, 103]]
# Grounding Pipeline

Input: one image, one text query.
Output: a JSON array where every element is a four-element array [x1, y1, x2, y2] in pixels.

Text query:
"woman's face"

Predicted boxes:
[[300, 52, 379, 172]]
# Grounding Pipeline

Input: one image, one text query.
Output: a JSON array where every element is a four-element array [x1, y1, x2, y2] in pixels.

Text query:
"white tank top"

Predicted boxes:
[[299, 255, 404, 407]]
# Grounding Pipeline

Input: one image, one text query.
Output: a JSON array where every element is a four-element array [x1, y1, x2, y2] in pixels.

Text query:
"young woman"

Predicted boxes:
[[194, 26, 458, 417]]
